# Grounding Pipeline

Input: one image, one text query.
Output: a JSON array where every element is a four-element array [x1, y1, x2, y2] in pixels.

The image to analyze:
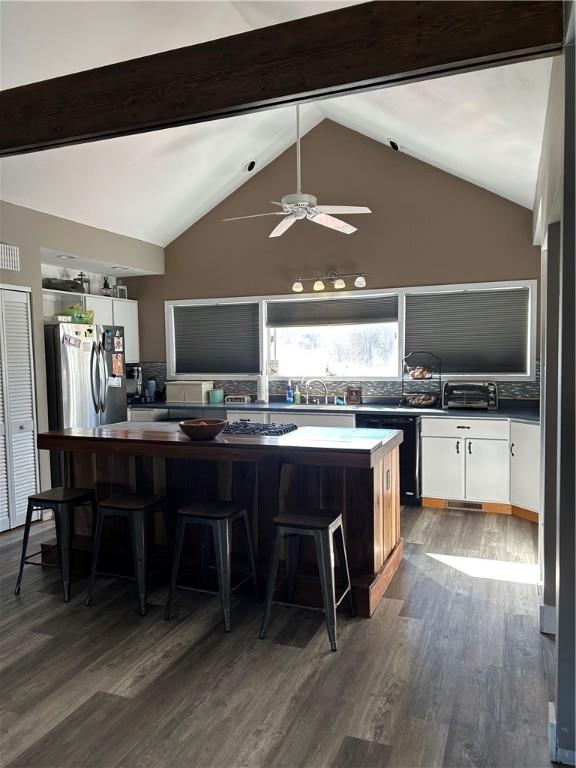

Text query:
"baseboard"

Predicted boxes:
[[422, 497, 538, 522], [539, 603, 556, 635], [511, 505, 539, 523], [421, 497, 446, 509], [549, 702, 576, 765]]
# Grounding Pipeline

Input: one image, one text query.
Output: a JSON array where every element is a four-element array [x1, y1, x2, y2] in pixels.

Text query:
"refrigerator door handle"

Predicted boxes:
[[98, 342, 109, 412], [90, 342, 100, 413]]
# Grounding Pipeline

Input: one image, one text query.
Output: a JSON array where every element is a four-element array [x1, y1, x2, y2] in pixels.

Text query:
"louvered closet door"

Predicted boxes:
[[0, 290, 39, 529], [0, 321, 8, 532]]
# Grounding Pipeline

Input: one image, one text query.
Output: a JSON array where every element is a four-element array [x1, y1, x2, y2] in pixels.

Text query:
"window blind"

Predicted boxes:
[[266, 296, 398, 327], [173, 303, 260, 374], [405, 288, 530, 374]]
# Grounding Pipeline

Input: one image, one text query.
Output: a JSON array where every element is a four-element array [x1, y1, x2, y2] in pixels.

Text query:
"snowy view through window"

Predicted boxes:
[[272, 323, 398, 377]]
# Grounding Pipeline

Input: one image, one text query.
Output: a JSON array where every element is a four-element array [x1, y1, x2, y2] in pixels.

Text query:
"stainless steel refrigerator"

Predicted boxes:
[[45, 323, 128, 430]]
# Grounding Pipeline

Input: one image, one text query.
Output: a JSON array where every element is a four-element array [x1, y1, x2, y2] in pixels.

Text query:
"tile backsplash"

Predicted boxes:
[[140, 362, 540, 402]]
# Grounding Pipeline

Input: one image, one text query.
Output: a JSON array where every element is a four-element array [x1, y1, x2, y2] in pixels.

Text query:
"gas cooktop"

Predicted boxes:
[[223, 422, 298, 436]]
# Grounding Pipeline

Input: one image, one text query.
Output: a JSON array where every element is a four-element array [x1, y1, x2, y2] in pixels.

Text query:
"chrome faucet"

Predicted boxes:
[[305, 379, 329, 405]]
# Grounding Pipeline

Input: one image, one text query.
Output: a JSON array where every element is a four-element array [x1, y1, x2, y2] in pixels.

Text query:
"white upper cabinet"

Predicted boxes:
[[510, 422, 540, 513], [112, 299, 140, 363], [83, 294, 114, 325]]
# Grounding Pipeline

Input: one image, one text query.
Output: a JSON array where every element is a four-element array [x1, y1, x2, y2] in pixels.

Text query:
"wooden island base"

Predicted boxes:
[[38, 424, 403, 618]]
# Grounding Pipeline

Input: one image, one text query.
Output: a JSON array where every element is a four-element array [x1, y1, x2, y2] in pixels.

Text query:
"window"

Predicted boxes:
[[267, 295, 399, 377], [170, 302, 260, 376], [404, 287, 531, 375]]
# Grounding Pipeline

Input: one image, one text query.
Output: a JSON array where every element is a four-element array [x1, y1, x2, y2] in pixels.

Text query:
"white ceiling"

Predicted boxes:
[[0, 1, 552, 248]]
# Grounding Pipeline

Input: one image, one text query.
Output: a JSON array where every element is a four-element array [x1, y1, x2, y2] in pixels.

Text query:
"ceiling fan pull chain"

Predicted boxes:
[[296, 104, 302, 194]]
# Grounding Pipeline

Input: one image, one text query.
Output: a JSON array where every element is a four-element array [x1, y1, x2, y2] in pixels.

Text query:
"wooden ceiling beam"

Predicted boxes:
[[0, 1, 564, 157]]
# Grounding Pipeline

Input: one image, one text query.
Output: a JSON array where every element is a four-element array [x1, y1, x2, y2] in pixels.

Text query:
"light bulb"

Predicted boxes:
[[292, 280, 304, 293], [334, 278, 346, 290], [313, 279, 325, 292], [354, 274, 366, 288]]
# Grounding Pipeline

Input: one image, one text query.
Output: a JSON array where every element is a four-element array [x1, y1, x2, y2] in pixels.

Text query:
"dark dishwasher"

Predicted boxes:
[[356, 414, 421, 505]]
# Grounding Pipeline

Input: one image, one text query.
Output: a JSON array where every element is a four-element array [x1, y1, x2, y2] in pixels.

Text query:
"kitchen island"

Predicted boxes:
[[38, 423, 403, 617]]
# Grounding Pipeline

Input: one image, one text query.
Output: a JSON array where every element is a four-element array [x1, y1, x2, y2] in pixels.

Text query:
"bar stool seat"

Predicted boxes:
[[85, 494, 165, 616], [164, 500, 258, 632], [260, 510, 355, 652], [15, 487, 97, 602], [28, 487, 95, 504]]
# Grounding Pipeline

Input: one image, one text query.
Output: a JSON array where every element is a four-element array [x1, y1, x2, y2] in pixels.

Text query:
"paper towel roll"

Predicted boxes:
[[257, 374, 269, 403]]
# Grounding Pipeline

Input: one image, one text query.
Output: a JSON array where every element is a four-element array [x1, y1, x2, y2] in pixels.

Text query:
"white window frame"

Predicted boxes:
[[165, 279, 537, 382]]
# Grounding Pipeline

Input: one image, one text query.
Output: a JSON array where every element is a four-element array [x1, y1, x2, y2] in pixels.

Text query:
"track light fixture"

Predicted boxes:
[[291, 271, 367, 293]]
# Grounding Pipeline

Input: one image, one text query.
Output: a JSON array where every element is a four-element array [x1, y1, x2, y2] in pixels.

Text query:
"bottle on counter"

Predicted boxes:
[[286, 379, 294, 404], [147, 379, 157, 401], [294, 385, 301, 405]]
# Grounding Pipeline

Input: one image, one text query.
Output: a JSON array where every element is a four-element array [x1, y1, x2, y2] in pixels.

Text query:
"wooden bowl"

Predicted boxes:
[[179, 419, 226, 440]]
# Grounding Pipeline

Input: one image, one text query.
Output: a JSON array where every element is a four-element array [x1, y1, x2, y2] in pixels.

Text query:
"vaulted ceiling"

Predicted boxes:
[[0, 1, 552, 247]]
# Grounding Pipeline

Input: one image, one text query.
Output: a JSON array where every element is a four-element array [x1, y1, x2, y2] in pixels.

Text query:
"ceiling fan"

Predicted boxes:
[[223, 105, 372, 237]]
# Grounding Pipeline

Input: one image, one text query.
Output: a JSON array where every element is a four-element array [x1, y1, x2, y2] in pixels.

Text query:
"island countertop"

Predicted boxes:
[[38, 422, 403, 468]]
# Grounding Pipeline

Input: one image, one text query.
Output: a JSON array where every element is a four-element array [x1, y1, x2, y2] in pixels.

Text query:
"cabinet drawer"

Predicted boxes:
[[268, 412, 355, 428], [226, 411, 268, 424], [421, 417, 509, 440]]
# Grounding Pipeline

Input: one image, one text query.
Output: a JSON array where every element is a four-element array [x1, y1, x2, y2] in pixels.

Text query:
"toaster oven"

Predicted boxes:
[[442, 381, 498, 410]]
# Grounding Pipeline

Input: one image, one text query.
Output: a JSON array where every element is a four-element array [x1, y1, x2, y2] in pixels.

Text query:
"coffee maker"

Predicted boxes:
[[125, 363, 143, 403]]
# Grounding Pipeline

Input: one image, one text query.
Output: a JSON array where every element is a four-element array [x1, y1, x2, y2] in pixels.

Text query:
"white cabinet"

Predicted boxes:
[[465, 438, 510, 503], [421, 436, 465, 499], [227, 411, 269, 424], [268, 411, 355, 428], [82, 295, 139, 363], [111, 299, 139, 363], [510, 422, 540, 512], [421, 417, 510, 505], [0, 289, 39, 530], [83, 294, 114, 325]]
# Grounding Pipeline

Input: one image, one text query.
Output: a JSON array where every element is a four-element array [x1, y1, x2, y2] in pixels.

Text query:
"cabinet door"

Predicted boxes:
[[269, 412, 355, 428], [421, 436, 465, 499], [0, 290, 39, 529], [84, 295, 113, 325], [112, 299, 140, 363], [465, 438, 510, 504], [510, 422, 540, 512]]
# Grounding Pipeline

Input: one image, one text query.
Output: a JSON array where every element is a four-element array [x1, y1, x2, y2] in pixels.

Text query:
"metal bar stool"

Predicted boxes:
[[259, 511, 355, 652], [85, 495, 165, 616], [164, 500, 259, 632], [14, 487, 97, 602]]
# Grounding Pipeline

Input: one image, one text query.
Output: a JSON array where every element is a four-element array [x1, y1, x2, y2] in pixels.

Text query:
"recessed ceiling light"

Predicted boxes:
[[111, 266, 126, 271], [57, 254, 76, 260]]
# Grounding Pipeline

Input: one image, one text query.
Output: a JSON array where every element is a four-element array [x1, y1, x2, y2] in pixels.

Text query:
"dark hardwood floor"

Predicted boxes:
[[0, 507, 554, 768]]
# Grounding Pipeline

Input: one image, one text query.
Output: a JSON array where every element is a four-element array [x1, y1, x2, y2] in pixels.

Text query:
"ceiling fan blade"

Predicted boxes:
[[269, 215, 297, 238], [315, 205, 372, 214], [308, 212, 357, 235], [223, 212, 288, 222], [270, 201, 284, 207]]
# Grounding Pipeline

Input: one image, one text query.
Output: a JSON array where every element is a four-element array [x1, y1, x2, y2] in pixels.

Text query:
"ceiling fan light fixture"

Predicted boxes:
[[333, 278, 346, 290], [313, 279, 325, 292], [354, 274, 367, 288], [292, 280, 304, 293]]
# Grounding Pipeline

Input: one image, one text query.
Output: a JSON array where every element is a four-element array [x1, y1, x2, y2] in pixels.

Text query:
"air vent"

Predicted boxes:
[[0, 243, 20, 272], [447, 499, 483, 511]]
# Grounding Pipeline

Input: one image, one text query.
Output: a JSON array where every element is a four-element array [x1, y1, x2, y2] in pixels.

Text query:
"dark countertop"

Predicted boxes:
[[128, 399, 540, 423], [37, 423, 404, 468]]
